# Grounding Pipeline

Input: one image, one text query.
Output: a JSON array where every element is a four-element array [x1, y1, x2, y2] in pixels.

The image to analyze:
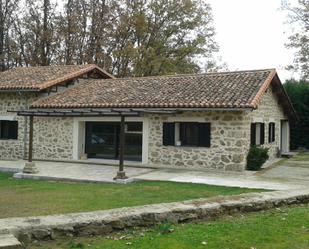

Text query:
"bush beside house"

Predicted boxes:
[[246, 146, 269, 171]]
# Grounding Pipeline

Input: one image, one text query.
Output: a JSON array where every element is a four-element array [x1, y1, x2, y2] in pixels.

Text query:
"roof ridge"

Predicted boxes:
[[109, 68, 276, 81]]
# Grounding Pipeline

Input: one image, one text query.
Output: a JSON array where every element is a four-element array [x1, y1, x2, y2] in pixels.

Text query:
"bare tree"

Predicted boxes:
[[283, 0, 309, 79], [0, 0, 19, 71]]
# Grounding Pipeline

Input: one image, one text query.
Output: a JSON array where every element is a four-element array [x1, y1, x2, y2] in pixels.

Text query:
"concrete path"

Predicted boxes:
[[260, 158, 309, 181], [135, 168, 307, 190], [0, 157, 308, 190], [0, 160, 154, 183]]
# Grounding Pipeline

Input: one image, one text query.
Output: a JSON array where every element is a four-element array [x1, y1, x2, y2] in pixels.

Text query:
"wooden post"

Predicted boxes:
[[28, 115, 34, 162], [119, 115, 125, 172], [114, 115, 128, 180], [23, 115, 38, 174]]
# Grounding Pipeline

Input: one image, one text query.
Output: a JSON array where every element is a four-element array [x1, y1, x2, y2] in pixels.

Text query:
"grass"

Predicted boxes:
[[0, 172, 263, 218], [29, 204, 309, 249]]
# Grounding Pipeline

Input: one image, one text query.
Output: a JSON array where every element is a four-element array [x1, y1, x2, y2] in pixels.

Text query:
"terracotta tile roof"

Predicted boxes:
[[0, 64, 113, 91], [31, 69, 281, 110]]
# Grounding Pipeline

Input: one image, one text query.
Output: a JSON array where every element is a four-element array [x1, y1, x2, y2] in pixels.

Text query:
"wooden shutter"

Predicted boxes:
[[198, 123, 211, 147], [272, 123, 275, 142], [8, 121, 18, 139], [163, 123, 175, 146], [268, 123, 272, 143], [260, 123, 265, 145], [250, 123, 256, 146]]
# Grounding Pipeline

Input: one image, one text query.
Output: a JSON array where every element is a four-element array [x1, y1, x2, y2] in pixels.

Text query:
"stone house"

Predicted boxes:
[[0, 66, 296, 171]]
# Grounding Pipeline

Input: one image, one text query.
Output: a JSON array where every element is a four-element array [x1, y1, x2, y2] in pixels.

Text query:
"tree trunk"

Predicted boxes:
[[41, 0, 50, 65], [0, 0, 5, 71]]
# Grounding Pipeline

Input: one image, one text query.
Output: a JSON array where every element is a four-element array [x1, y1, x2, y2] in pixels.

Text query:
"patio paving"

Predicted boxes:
[[0, 157, 308, 190], [0, 160, 154, 184]]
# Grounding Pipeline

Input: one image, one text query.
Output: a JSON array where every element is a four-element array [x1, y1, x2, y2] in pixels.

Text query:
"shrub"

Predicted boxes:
[[246, 146, 269, 171]]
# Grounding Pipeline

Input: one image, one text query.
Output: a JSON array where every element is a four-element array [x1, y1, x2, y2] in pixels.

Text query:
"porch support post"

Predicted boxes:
[[28, 115, 34, 162], [114, 115, 128, 180], [23, 115, 38, 174]]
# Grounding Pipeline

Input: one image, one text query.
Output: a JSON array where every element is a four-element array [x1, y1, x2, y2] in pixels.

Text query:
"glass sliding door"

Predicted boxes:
[[85, 122, 119, 159], [85, 122, 142, 161], [124, 122, 143, 161]]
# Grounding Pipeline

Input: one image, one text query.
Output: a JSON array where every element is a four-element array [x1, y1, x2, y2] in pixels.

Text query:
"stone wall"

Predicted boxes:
[[147, 111, 249, 171], [1, 189, 308, 243], [33, 117, 74, 160], [147, 84, 288, 171], [0, 93, 74, 161], [245, 84, 288, 159], [0, 93, 37, 160]]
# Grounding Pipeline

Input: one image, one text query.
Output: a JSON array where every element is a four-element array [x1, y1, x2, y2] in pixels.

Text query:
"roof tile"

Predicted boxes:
[[0, 64, 112, 91], [31, 69, 275, 109]]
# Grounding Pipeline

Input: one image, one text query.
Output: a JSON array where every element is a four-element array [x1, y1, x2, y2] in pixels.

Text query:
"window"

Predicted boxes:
[[180, 123, 199, 146], [268, 122, 275, 143], [0, 120, 18, 139], [250, 122, 264, 146], [125, 122, 143, 133], [163, 122, 210, 147]]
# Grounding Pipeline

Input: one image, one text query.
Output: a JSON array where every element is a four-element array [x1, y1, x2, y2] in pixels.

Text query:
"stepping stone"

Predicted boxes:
[[0, 234, 22, 249]]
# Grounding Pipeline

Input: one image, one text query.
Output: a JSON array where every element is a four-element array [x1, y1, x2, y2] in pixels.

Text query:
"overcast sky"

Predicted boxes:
[[207, 0, 299, 81]]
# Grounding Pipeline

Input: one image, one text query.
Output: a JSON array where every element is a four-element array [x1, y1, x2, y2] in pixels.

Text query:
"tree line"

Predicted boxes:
[[284, 80, 309, 150], [0, 0, 219, 77]]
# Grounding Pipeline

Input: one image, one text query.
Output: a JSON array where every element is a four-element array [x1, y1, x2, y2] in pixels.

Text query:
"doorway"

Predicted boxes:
[[280, 120, 289, 153], [85, 122, 143, 161]]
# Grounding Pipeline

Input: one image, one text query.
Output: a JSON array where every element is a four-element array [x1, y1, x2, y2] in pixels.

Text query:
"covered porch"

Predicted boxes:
[[12, 108, 179, 181]]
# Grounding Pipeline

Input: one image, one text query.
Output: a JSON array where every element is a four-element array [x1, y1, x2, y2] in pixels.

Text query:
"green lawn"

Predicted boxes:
[[0, 172, 262, 218], [29, 205, 309, 249]]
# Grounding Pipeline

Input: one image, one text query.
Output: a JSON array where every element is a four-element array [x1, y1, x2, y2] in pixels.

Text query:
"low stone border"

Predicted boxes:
[[0, 189, 308, 243], [13, 172, 137, 184]]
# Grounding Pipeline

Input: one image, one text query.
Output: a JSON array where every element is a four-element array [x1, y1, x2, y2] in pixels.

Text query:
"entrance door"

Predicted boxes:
[[280, 120, 289, 153], [85, 122, 143, 161]]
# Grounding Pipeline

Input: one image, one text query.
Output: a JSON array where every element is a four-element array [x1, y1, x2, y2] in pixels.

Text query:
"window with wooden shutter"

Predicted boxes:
[[0, 120, 18, 139], [163, 122, 211, 147], [163, 123, 175, 146], [250, 123, 256, 145], [268, 122, 275, 143], [198, 123, 211, 147], [260, 123, 265, 145]]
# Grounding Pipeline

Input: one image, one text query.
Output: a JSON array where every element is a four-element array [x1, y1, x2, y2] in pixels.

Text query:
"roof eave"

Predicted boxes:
[[0, 88, 40, 93], [38, 64, 115, 91]]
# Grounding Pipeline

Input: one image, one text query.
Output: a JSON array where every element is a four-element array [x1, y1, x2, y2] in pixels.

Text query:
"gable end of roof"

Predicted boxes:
[[38, 64, 114, 90], [250, 69, 297, 121]]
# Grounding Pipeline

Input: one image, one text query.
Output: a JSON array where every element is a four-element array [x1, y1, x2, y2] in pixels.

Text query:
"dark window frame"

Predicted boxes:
[[250, 122, 265, 146], [268, 122, 275, 143], [0, 120, 18, 140], [162, 122, 211, 148]]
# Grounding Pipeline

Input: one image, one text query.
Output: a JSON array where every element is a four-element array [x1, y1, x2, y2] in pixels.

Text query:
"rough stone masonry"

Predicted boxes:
[[0, 189, 308, 244]]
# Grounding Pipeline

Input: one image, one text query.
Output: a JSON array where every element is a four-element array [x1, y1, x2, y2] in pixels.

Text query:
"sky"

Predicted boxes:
[[207, 0, 299, 81]]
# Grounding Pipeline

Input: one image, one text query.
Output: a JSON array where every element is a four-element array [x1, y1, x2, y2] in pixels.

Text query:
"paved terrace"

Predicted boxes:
[[0, 158, 308, 190]]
